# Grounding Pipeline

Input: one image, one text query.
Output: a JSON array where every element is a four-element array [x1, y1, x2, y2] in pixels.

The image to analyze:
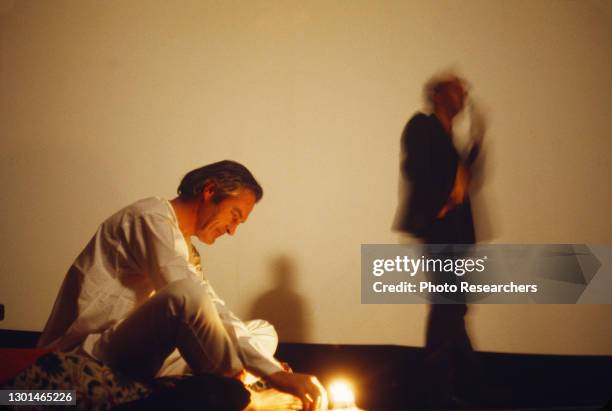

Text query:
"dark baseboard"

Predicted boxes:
[[0, 328, 40, 348]]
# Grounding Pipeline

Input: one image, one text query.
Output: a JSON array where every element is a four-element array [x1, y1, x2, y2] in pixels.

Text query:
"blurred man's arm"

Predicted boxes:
[[437, 162, 470, 219]]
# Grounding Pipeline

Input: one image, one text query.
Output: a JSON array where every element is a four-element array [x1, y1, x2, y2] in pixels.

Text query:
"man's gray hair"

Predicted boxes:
[[423, 71, 468, 109], [177, 160, 263, 203]]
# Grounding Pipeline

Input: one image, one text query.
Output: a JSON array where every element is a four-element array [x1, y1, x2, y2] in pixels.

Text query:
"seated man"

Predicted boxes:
[[38, 160, 323, 410]]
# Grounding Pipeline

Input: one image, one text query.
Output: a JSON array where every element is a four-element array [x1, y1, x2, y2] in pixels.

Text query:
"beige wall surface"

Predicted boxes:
[[1, 0, 611, 355]]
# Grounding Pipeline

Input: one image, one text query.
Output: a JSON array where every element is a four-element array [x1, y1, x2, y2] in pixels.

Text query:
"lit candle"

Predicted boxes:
[[328, 379, 357, 410]]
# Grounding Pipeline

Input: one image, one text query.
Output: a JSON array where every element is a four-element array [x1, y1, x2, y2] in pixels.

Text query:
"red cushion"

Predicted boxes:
[[0, 348, 55, 385]]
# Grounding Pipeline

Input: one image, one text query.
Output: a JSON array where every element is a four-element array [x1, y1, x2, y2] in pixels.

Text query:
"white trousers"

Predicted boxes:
[[92, 278, 277, 380]]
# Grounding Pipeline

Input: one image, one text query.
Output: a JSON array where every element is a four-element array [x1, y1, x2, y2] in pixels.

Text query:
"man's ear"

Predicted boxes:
[[201, 181, 217, 202]]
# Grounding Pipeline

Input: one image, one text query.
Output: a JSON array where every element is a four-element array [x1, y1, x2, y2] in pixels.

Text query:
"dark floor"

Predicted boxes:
[[2, 329, 611, 410], [277, 343, 611, 410]]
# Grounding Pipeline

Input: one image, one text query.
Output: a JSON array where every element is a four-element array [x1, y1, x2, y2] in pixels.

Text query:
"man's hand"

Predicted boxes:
[[265, 371, 326, 411], [450, 163, 469, 204], [437, 163, 470, 219]]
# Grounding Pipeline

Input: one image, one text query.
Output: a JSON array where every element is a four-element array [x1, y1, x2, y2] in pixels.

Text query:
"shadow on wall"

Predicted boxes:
[[249, 255, 310, 343]]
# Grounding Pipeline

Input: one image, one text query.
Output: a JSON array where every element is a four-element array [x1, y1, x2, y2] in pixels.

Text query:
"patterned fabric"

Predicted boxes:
[[3, 350, 151, 411], [189, 243, 203, 274]]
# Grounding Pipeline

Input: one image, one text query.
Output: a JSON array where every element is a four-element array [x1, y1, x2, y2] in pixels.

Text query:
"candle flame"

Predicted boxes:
[[328, 379, 355, 409]]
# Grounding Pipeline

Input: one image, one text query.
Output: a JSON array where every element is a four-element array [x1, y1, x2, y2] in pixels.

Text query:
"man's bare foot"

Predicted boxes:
[[245, 387, 303, 411]]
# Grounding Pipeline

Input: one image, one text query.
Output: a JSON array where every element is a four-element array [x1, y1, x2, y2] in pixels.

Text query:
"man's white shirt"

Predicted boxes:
[[38, 197, 283, 377]]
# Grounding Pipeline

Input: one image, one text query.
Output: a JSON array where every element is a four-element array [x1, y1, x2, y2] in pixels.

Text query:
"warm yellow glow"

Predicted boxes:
[[328, 379, 355, 409], [242, 371, 259, 385]]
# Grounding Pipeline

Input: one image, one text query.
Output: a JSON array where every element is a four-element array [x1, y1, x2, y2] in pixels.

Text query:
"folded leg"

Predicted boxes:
[[94, 278, 243, 380]]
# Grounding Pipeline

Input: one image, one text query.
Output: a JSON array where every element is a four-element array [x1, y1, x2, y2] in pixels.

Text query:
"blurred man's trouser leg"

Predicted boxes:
[[423, 204, 478, 405]]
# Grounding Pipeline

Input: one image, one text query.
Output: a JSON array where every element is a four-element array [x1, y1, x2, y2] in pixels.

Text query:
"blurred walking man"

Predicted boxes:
[[396, 74, 484, 407]]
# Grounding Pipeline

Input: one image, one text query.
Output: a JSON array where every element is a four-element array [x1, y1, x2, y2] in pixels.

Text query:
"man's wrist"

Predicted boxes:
[[264, 370, 287, 381]]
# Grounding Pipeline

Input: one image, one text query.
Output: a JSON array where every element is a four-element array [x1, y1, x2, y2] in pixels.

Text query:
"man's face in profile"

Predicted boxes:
[[195, 188, 256, 244]]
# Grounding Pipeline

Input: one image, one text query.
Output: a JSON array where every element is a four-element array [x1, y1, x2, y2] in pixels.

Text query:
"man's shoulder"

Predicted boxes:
[[402, 112, 435, 145], [107, 197, 172, 226], [406, 112, 435, 130], [128, 197, 169, 213]]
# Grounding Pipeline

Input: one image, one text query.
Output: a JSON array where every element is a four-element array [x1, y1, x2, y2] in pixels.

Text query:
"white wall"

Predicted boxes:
[[1, 0, 611, 355]]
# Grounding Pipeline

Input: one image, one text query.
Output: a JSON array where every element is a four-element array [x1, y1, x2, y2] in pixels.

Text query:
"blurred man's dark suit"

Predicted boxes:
[[396, 112, 479, 404], [396, 112, 475, 242]]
